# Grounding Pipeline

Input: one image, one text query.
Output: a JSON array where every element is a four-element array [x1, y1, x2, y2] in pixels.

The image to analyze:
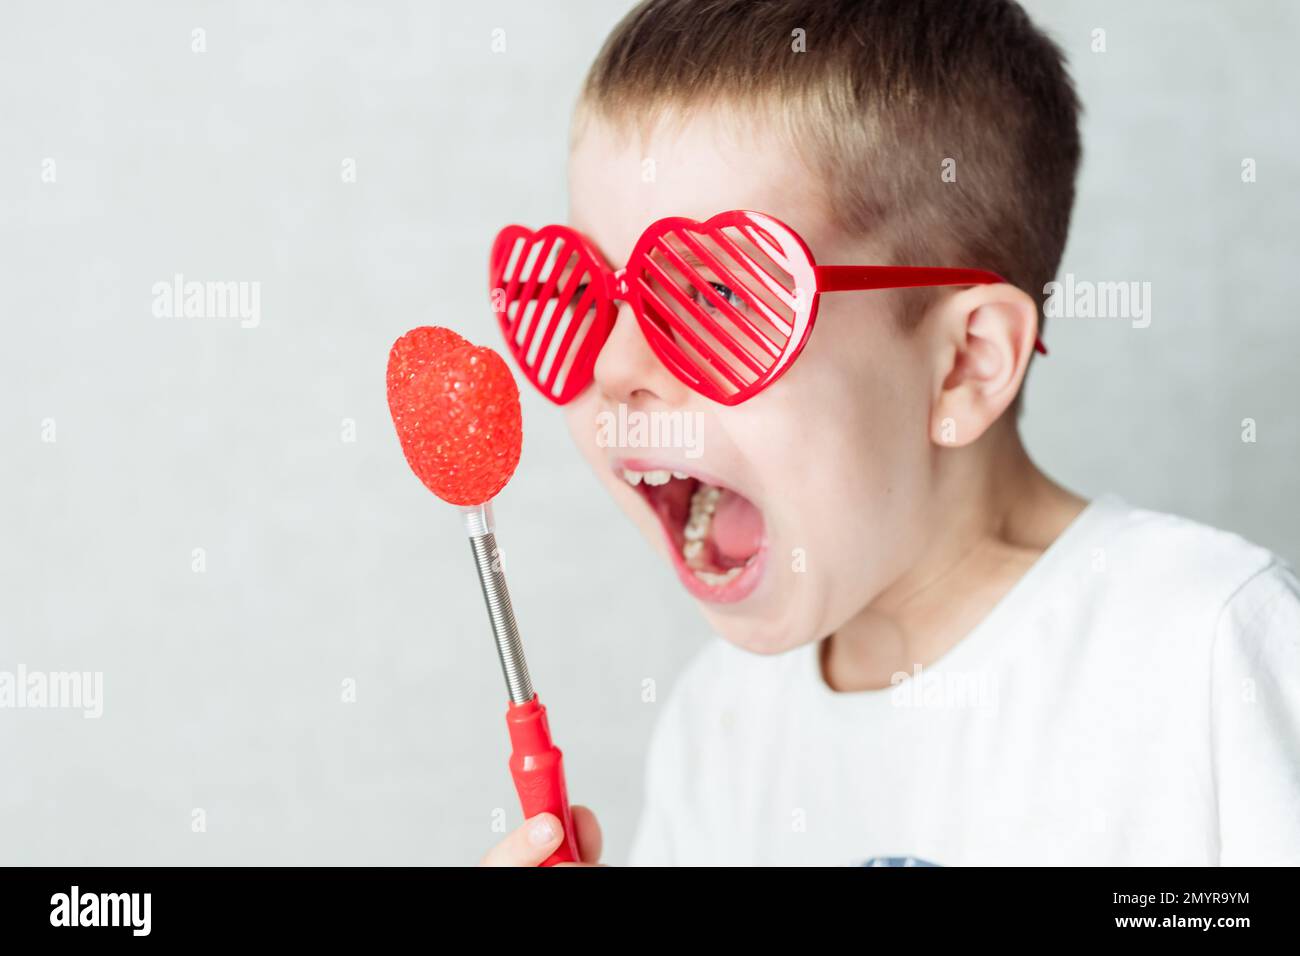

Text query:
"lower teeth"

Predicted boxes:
[[694, 566, 743, 586]]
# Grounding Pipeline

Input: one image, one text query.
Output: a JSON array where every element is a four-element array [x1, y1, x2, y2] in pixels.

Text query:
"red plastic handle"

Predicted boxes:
[[506, 695, 579, 866]]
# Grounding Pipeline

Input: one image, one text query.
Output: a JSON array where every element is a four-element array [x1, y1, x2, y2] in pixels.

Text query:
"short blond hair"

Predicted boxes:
[[577, 0, 1082, 337]]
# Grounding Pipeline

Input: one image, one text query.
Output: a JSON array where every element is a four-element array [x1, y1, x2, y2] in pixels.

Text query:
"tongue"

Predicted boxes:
[[709, 488, 763, 563]]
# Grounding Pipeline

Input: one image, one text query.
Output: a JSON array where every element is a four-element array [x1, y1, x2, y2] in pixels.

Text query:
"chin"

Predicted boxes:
[[705, 614, 810, 655], [693, 573, 819, 655]]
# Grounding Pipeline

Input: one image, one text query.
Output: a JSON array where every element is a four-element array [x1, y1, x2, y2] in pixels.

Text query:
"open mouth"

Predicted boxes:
[[616, 461, 767, 602]]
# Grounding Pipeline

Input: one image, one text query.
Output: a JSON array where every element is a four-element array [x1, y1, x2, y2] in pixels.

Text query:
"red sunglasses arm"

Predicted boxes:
[[814, 265, 1003, 291], [813, 265, 1048, 355]]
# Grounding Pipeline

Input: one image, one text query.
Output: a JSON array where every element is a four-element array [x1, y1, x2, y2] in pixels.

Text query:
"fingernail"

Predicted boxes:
[[528, 817, 557, 846]]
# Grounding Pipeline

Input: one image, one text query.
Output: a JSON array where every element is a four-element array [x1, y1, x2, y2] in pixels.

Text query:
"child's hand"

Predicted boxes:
[[479, 805, 604, 866]]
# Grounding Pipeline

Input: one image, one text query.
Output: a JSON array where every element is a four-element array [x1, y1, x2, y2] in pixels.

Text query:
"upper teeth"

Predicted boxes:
[[622, 468, 675, 487], [682, 484, 721, 560]]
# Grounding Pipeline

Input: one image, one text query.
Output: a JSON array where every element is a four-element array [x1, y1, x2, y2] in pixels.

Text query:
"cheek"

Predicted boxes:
[[739, 302, 934, 610], [562, 399, 597, 459], [755, 300, 931, 501], [822, 302, 929, 468]]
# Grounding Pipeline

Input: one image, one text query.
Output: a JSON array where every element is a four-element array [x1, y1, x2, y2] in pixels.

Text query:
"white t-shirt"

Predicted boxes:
[[628, 495, 1300, 866]]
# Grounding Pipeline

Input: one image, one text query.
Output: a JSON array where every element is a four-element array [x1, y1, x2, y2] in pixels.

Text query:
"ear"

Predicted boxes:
[[928, 283, 1039, 447]]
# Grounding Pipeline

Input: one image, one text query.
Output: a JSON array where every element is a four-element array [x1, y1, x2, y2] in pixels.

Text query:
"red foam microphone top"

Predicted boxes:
[[386, 326, 523, 507]]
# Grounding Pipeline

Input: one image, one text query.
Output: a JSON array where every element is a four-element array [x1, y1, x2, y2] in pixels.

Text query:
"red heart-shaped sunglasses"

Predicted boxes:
[[489, 209, 1045, 406]]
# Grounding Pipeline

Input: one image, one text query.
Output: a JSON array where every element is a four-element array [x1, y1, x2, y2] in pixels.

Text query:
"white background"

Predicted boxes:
[[1, 0, 1297, 864]]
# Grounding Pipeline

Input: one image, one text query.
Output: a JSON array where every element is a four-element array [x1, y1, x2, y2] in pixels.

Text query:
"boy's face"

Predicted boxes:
[[565, 111, 938, 654]]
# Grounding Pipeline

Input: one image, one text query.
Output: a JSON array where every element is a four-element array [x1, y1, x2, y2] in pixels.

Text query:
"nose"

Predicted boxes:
[[592, 277, 691, 408]]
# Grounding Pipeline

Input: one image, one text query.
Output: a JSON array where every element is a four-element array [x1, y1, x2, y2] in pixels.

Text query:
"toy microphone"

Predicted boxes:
[[387, 325, 578, 866]]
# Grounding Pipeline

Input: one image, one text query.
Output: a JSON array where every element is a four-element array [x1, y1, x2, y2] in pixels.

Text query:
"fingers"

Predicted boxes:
[[479, 813, 563, 867], [570, 804, 603, 863], [478, 807, 605, 867]]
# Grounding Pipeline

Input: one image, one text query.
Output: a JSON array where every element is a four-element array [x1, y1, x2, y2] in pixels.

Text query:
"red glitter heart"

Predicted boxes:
[[386, 325, 470, 401], [386, 327, 523, 506]]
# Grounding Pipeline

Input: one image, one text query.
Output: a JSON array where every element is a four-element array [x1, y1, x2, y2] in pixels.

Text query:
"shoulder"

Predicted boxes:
[[1056, 498, 1299, 715], [1205, 560, 1300, 863], [1205, 554, 1300, 713], [1081, 496, 1287, 617], [1212, 559, 1300, 668]]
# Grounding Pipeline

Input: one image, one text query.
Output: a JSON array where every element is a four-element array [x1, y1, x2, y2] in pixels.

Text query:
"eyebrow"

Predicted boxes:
[[553, 220, 778, 290], [653, 237, 724, 280]]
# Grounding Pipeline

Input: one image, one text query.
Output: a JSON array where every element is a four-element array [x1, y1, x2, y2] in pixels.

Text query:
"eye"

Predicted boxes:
[[570, 281, 594, 315], [690, 280, 747, 316]]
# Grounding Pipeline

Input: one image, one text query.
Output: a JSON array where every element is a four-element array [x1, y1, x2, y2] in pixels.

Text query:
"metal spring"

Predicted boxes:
[[467, 531, 533, 704]]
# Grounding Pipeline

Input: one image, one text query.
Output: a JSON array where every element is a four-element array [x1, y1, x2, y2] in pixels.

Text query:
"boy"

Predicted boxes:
[[480, 0, 1300, 866]]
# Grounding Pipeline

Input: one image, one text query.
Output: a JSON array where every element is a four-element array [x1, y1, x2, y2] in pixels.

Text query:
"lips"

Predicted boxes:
[[614, 458, 767, 603]]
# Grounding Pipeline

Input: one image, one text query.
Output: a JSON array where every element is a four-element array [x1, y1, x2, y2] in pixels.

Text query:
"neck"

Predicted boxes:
[[821, 421, 1085, 692]]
